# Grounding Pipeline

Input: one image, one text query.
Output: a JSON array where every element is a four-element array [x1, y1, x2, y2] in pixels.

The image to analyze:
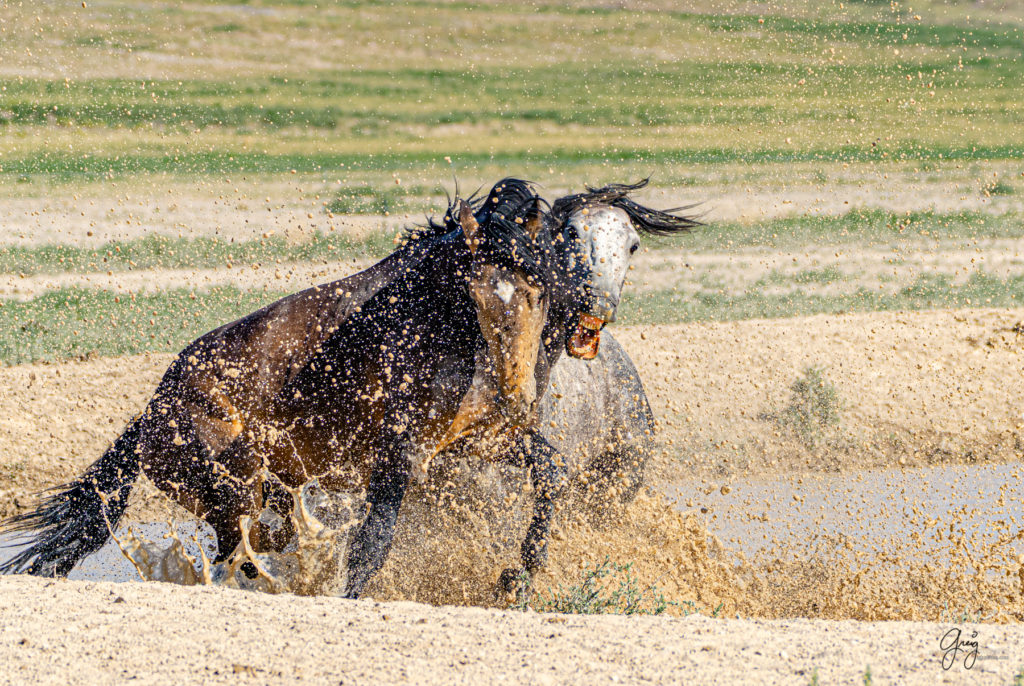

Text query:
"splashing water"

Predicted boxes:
[[109, 478, 365, 596], [34, 459, 1023, 622]]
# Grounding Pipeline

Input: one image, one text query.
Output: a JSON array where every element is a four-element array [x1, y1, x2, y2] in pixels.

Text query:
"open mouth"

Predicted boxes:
[[567, 313, 605, 360]]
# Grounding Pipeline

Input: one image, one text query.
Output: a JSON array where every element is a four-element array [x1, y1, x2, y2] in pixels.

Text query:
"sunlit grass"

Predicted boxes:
[[0, 231, 393, 276], [621, 271, 1024, 325], [0, 286, 282, 365], [4, 268, 1023, 364], [0, 1, 1019, 185], [660, 209, 1024, 251]]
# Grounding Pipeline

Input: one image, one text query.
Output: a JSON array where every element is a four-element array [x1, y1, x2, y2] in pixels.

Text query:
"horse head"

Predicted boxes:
[[456, 181, 551, 426], [549, 179, 701, 359]]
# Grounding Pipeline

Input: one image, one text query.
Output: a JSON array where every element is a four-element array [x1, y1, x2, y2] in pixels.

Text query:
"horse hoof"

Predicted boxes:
[[498, 567, 528, 596], [241, 561, 259, 579]]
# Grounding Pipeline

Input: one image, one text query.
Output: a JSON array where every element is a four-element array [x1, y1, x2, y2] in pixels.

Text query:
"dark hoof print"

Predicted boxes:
[[241, 561, 259, 579]]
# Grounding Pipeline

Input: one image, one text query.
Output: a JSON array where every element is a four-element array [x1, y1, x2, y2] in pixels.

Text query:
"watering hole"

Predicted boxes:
[[2, 313, 1023, 620], [2, 463, 1021, 607]]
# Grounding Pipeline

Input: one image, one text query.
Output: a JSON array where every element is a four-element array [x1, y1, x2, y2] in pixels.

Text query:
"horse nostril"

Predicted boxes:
[[629, 243, 639, 255]]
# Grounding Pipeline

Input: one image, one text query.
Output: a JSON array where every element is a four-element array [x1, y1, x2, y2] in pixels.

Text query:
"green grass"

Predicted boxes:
[[325, 185, 424, 215], [659, 210, 1024, 252], [0, 231, 393, 277], [0, 1, 1020, 185], [4, 145, 1024, 184], [621, 271, 1024, 325], [0, 286, 285, 365], [4, 268, 1022, 365], [514, 557, 692, 616], [981, 179, 1017, 197], [0, 56, 1020, 132]]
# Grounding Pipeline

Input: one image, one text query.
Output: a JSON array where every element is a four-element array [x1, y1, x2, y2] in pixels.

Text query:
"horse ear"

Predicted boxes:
[[458, 200, 480, 255], [524, 198, 544, 242]]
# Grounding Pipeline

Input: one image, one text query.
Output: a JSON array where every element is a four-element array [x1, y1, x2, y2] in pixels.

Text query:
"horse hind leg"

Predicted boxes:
[[584, 444, 647, 504], [138, 399, 262, 568]]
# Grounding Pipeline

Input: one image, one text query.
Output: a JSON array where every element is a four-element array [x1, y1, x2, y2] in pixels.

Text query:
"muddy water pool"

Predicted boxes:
[[2, 463, 1021, 584]]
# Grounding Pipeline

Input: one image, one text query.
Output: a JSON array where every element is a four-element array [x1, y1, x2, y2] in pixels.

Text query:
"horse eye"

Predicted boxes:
[[629, 243, 639, 255]]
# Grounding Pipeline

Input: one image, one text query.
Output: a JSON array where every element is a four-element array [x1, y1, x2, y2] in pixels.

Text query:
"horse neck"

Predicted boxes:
[[541, 232, 581, 359], [368, 240, 478, 348]]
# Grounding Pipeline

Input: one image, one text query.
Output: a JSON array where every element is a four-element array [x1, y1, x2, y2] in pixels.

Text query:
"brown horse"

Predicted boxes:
[[1, 180, 593, 598], [433, 181, 699, 592]]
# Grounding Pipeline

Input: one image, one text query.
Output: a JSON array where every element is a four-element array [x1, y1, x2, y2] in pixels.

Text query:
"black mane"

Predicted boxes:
[[549, 178, 702, 236], [407, 178, 551, 281]]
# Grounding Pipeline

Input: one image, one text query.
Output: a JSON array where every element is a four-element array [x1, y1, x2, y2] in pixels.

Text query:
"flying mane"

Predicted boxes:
[[408, 178, 551, 281], [549, 178, 702, 236]]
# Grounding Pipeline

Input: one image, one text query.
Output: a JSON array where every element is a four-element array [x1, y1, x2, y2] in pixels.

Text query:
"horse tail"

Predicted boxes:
[[0, 418, 142, 577]]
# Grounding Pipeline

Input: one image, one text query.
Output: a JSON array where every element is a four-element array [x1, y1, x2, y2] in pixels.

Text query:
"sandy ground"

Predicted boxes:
[[1, 575, 1020, 685], [5, 236, 1024, 300], [2, 167, 1021, 247]]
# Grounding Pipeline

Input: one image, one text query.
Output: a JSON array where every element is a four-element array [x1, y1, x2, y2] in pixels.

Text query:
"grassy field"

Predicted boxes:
[[1, 1, 1021, 185], [1, 0, 1022, 362]]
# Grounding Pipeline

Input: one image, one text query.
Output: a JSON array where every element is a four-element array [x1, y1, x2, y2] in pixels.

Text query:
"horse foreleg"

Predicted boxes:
[[342, 430, 412, 599], [499, 432, 567, 595]]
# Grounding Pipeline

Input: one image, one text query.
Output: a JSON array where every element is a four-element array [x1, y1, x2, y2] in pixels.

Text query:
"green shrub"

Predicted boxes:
[[515, 557, 704, 616], [771, 366, 843, 446]]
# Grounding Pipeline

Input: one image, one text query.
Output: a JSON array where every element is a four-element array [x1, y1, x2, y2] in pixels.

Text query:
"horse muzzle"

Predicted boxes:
[[567, 312, 605, 360], [589, 295, 618, 324]]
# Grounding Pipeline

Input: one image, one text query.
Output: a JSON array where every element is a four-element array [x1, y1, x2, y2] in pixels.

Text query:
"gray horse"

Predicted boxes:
[[536, 180, 696, 501], [540, 331, 653, 503]]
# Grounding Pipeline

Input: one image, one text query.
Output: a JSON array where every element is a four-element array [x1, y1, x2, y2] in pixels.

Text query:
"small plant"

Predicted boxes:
[[1013, 665, 1024, 686], [768, 365, 843, 446], [939, 602, 992, 623], [808, 667, 820, 685], [325, 186, 407, 215], [862, 665, 872, 685], [517, 557, 684, 616], [980, 179, 1015, 197]]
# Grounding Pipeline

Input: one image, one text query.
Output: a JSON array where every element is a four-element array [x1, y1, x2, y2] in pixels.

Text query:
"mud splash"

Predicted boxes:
[[101, 460, 1024, 622], [111, 479, 364, 596], [364, 461, 1024, 622]]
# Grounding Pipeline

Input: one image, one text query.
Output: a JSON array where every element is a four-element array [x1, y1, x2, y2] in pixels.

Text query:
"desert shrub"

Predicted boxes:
[[980, 179, 1015, 197], [515, 557, 697, 616], [772, 365, 843, 446]]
